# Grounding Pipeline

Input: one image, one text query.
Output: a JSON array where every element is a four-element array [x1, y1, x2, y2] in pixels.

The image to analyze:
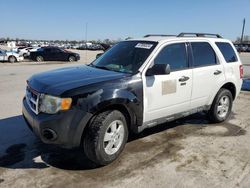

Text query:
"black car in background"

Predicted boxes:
[[29, 47, 80, 62]]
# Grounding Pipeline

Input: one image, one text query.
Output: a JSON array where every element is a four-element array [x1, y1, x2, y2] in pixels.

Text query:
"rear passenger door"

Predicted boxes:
[[52, 48, 66, 61], [190, 42, 225, 109], [43, 48, 53, 60]]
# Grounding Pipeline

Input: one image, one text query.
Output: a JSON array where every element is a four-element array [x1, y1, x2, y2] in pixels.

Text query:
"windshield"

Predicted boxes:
[[91, 41, 157, 74]]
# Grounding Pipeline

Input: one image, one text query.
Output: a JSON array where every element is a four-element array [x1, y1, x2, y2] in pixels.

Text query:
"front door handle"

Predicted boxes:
[[214, 70, 222, 75], [179, 76, 190, 82]]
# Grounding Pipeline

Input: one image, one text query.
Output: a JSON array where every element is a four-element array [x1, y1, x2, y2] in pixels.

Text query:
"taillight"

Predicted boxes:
[[240, 65, 243, 79]]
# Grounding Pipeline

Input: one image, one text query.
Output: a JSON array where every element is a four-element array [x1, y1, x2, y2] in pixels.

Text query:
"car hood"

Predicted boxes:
[[27, 65, 129, 96]]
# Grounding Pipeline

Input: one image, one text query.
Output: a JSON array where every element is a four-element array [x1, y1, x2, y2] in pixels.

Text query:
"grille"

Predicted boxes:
[[25, 86, 40, 114]]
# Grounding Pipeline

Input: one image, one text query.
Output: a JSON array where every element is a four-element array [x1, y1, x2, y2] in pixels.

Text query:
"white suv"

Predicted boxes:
[[23, 33, 243, 165]]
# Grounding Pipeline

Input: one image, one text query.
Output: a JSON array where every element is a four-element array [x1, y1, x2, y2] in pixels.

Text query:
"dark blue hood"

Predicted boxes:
[[27, 65, 129, 96]]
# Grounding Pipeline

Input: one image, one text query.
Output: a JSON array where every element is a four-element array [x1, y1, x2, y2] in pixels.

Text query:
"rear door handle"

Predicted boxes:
[[179, 76, 190, 82], [214, 70, 222, 75]]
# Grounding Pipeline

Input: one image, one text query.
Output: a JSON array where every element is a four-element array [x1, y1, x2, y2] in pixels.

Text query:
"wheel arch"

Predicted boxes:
[[8, 55, 17, 62], [80, 102, 136, 142], [220, 82, 236, 100], [208, 81, 237, 106]]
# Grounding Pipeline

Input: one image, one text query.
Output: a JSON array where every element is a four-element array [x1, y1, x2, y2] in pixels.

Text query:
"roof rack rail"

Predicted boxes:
[[144, 34, 176, 38], [177, 32, 223, 38]]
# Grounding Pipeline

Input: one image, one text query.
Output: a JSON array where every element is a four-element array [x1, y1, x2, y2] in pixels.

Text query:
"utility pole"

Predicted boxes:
[[85, 22, 88, 63], [240, 18, 246, 44], [85, 22, 88, 43]]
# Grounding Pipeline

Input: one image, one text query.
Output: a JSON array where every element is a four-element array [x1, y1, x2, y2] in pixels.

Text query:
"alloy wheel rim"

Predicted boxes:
[[103, 120, 125, 155], [69, 57, 75, 62], [217, 95, 230, 118], [10, 57, 15, 62], [37, 56, 42, 61]]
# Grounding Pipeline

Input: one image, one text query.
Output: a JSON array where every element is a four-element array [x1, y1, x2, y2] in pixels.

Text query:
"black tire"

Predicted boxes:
[[208, 88, 233, 123], [8, 56, 17, 63], [68, 55, 76, 62], [83, 110, 128, 166], [36, 55, 44, 62]]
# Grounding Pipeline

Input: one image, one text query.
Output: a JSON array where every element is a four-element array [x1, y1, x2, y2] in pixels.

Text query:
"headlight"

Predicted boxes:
[[39, 94, 72, 114]]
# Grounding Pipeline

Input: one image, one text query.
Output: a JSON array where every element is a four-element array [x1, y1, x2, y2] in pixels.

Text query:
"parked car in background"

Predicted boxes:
[[246, 46, 250, 52], [26, 47, 40, 57], [12, 46, 26, 52], [0, 49, 24, 63], [18, 47, 37, 58], [29, 47, 80, 62], [96, 43, 111, 59], [235, 45, 249, 52]]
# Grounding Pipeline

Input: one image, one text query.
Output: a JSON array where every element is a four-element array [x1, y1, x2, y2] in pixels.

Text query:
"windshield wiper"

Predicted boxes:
[[92, 65, 112, 71], [90, 64, 130, 74]]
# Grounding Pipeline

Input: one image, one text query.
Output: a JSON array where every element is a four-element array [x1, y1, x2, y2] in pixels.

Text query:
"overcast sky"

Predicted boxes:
[[0, 0, 249, 41]]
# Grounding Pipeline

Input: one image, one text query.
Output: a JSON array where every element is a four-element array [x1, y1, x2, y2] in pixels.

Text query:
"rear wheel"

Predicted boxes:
[[83, 110, 128, 165], [36, 55, 44, 62], [208, 89, 233, 123], [8, 56, 17, 63], [68, 55, 76, 62]]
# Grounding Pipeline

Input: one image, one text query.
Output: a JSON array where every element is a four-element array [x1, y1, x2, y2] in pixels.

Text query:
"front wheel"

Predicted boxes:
[[68, 56, 76, 62], [83, 110, 128, 166], [208, 89, 233, 123], [8, 56, 17, 63], [36, 55, 44, 62]]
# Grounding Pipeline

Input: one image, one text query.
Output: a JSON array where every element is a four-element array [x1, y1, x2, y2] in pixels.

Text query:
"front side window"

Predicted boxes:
[[191, 42, 217, 67], [216, 42, 238, 63], [92, 41, 157, 74], [154, 43, 188, 71]]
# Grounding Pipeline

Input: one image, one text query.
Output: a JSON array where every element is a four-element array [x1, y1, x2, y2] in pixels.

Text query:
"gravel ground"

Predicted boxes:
[[0, 49, 250, 188]]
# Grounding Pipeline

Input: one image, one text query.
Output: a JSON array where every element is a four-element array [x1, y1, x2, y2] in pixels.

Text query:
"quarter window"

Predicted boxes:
[[154, 43, 188, 71], [216, 42, 238, 63], [191, 42, 217, 67]]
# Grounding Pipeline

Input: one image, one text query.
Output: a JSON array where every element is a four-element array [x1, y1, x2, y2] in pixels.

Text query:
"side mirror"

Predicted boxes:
[[146, 64, 171, 76], [96, 53, 104, 59]]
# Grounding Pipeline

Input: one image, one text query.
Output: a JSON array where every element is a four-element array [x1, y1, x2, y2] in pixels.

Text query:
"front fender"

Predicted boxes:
[[76, 87, 143, 129]]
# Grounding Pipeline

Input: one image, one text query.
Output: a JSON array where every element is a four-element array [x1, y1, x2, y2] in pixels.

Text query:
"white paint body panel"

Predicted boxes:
[[144, 70, 192, 122], [138, 37, 242, 124], [190, 64, 225, 109]]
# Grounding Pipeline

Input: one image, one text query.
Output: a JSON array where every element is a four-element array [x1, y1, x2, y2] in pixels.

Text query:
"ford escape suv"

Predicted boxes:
[[22, 33, 243, 165]]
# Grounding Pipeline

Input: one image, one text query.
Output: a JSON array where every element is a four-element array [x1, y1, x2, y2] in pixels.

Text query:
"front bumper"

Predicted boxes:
[[17, 56, 24, 62], [22, 97, 92, 148]]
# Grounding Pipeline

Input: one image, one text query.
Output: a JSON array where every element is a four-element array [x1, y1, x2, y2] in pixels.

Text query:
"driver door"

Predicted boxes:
[[143, 42, 193, 123]]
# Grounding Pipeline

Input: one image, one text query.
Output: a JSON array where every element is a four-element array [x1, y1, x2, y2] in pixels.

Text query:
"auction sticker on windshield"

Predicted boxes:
[[135, 43, 153, 49]]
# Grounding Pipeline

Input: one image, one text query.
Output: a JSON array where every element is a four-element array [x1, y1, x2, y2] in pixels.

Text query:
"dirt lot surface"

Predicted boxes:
[[0, 50, 250, 188]]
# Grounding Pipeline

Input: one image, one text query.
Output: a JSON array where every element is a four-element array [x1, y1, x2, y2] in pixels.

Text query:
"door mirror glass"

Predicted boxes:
[[146, 64, 171, 76]]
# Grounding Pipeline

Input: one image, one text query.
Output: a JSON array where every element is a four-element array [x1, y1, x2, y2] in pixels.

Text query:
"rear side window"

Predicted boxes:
[[191, 42, 217, 67], [44, 48, 51, 53], [216, 42, 238, 63], [154, 43, 188, 71]]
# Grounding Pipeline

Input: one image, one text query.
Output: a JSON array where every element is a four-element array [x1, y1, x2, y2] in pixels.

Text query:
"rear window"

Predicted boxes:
[[191, 42, 217, 67], [216, 42, 238, 63]]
